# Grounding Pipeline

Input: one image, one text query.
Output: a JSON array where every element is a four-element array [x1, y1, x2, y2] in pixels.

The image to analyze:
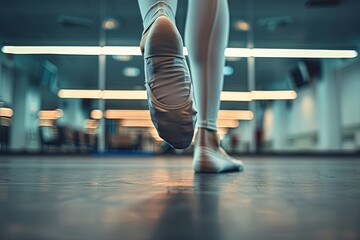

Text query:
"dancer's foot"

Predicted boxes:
[[193, 128, 244, 173], [141, 4, 196, 149]]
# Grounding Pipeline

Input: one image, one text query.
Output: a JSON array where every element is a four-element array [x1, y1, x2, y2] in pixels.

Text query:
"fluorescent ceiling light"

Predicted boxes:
[[220, 90, 296, 101], [103, 90, 147, 100], [106, 110, 150, 119], [58, 90, 102, 99], [58, 89, 297, 101], [1, 46, 142, 56], [220, 91, 252, 101], [58, 90, 147, 99], [2, 46, 357, 58], [119, 119, 154, 127], [105, 109, 253, 120], [90, 110, 103, 119], [225, 48, 358, 58], [251, 90, 297, 100], [38, 109, 63, 120], [218, 110, 254, 120], [0, 108, 13, 117], [2, 46, 102, 55], [102, 47, 141, 55], [119, 119, 239, 128]]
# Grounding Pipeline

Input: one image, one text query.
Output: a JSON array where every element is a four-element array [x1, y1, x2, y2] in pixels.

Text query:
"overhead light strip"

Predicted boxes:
[[220, 91, 251, 101], [251, 90, 297, 100], [38, 109, 63, 120], [119, 119, 239, 128], [58, 90, 102, 99], [1, 46, 142, 56], [103, 109, 254, 120], [58, 89, 296, 101], [0, 107, 14, 117], [2, 46, 357, 58], [224, 48, 358, 58], [103, 90, 147, 99]]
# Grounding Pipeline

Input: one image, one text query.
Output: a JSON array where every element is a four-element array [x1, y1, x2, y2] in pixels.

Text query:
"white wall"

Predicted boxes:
[[58, 98, 88, 131], [339, 59, 360, 150], [0, 61, 14, 105], [260, 85, 318, 151], [10, 71, 41, 151], [1, 53, 43, 151], [261, 57, 360, 152], [287, 86, 317, 136], [340, 60, 360, 127]]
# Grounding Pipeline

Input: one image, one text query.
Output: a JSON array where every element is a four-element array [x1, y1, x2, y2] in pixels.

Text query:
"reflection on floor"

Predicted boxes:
[[0, 156, 359, 240]]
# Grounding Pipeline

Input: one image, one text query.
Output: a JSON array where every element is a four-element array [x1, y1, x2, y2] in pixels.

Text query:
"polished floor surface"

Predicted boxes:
[[0, 155, 359, 240]]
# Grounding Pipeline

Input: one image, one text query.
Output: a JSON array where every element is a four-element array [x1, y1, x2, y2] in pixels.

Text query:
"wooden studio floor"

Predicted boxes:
[[0, 155, 359, 240]]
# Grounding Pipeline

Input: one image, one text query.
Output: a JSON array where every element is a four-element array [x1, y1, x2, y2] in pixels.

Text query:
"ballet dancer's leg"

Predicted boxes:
[[138, 0, 177, 20], [185, 0, 243, 173], [138, 0, 197, 149]]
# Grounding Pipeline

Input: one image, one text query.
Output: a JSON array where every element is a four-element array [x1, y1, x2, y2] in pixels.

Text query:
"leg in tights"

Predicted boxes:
[[185, 0, 227, 132], [185, 0, 243, 173], [138, 0, 177, 20]]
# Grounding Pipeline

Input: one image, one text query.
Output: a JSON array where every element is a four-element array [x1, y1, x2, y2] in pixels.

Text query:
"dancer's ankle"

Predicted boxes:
[[196, 127, 219, 149]]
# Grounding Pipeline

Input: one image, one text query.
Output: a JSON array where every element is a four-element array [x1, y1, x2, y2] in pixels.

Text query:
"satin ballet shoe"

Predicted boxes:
[[140, 3, 197, 149]]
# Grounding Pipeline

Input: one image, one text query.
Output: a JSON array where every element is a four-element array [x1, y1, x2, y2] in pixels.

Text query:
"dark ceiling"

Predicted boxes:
[[0, 0, 359, 109]]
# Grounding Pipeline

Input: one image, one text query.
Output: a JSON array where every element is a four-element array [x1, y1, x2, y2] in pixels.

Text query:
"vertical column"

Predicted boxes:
[[316, 59, 342, 150], [0, 58, 3, 101], [247, 0, 256, 153], [247, 57, 256, 152], [97, 55, 106, 152], [97, 0, 106, 152], [10, 71, 40, 151], [10, 71, 26, 150]]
